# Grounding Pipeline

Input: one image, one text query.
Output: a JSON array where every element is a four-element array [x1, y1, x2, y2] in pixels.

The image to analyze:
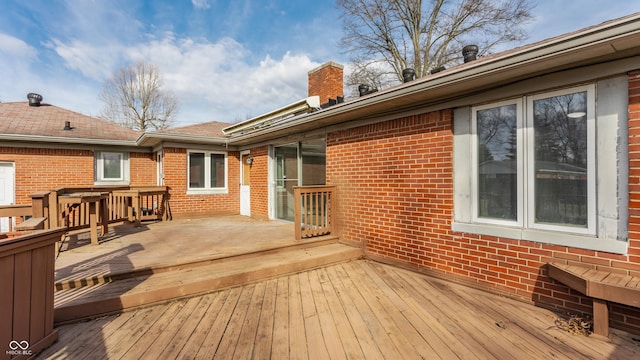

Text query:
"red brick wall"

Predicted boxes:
[[0, 147, 154, 204], [162, 147, 240, 218], [130, 152, 156, 185], [325, 71, 640, 335], [248, 146, 270, 220], [326, 111, 453, 259]]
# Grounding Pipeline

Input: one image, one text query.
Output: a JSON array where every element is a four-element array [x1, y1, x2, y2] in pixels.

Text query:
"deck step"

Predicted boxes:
[[54, 243, 362, 324]]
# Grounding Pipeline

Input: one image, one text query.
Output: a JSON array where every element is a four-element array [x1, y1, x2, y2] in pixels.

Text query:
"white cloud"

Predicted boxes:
[[192, 0, 211, 9], [45, 38, 122, 80], [39, 32, 320, 125], [0, 33, 38, 59]]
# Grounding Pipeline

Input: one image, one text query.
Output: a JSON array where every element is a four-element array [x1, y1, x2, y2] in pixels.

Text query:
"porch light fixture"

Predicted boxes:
[[246, 157, 254, 165]]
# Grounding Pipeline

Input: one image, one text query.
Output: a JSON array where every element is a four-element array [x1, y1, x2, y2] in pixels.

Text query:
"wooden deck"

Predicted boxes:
[[54, 215, 302, 284], [39, 260, 640, 359], [52, 215, 359, 323]]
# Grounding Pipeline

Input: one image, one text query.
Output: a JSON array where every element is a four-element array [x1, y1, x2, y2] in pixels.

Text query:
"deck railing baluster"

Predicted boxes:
[[294, 185, 336, 240]]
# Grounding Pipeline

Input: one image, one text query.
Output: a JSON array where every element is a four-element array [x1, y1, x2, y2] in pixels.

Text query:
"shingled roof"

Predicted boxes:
[[0, 101, 140, 144]]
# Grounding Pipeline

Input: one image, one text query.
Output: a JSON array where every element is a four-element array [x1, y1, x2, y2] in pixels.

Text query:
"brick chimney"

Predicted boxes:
[[308, 61, 344, 105]]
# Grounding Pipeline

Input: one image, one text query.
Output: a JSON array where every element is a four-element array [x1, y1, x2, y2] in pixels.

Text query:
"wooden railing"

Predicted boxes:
[[1, 186, 169, 244], [48, 186, 169, 230], [294, 185, 336, 240], [0, 205, 32, 233], [1, 228, 66, 359]]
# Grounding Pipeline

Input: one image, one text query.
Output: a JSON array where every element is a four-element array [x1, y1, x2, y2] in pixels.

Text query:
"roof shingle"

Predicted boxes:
[[0, 101, 140, 142]]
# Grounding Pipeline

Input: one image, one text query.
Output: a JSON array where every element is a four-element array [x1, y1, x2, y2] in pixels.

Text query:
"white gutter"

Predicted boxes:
[[222, 96, 320, 135], [0, 134, 138, 147], [136, 132, 229, 147]]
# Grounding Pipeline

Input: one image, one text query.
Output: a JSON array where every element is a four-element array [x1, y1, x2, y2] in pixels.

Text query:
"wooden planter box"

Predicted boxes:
[[1, 228, 65, 360]]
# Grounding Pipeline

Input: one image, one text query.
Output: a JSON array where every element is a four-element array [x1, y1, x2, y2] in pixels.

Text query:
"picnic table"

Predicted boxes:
[[58, 192, 109, 245]]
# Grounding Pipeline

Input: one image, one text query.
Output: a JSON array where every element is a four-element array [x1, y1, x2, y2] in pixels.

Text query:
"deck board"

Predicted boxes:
[[38, 260, 640, 359]]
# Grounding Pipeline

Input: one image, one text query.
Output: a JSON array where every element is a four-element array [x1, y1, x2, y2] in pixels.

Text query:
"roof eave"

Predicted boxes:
[[222, 96, 320, 135], [0, 134, 138, 147], [226, 13, 640, 146], [136, 132, 229, 147]]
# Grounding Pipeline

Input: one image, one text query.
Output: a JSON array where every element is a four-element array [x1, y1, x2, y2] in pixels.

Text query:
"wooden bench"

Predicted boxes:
[[14, 217, 47, 231], [547, 262, 640, 337]]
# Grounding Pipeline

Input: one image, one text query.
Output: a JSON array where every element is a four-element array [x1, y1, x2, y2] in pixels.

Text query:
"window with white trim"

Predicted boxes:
[[95, 151, 129, 185], [187, 150, 227, 194], [454, 80, 628, 254], [472, 85, 595, 234]]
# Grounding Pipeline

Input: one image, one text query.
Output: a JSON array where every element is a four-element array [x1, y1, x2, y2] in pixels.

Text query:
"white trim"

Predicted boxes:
[[471, 98, 523, 227], [240, 150, 251, 216], [186, 150, 228, 195], [451, 222, 628, 254], [94, 151, 130, 185], [457, 81, 627, 254], [525, 85, 596, 235], [0, 162, 16, 233]]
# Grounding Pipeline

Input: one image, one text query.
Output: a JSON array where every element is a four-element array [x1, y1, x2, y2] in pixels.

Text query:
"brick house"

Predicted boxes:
[[0, 98, 149, 231], [229, 14, 640, 334], [0, 96, 241, 223], [3, 12, 640, 335]]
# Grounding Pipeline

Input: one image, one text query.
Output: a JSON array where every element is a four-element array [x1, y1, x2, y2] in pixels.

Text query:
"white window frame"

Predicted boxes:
[[95, 151, 130, 185], [454, 81, 627, 254], [471, 98, 524, 228], [186, 150, 228, 195], [525, 86, 596, 235]]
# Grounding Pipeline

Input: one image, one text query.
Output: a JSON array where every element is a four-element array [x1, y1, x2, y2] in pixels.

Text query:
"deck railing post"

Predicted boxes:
[[48, 189, 61, 229], [294, 187, 302, 240], [30, 191, 50, 229]]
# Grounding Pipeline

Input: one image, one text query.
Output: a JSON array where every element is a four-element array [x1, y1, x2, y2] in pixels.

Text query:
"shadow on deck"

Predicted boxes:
[[41, 260, 640, 359], [53, 215, 362, 324]]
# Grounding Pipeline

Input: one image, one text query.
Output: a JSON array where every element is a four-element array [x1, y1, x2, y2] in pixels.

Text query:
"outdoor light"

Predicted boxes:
[[246, 157, 254, 165]]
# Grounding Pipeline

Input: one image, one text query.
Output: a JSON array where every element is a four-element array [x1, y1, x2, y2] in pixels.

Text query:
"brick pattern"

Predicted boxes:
[[325, 71, 640, 335], [0, 147, 153, 204], [161, 147, 240, 219], [308, 62, 344, 104], [247, 146, 270, 220]]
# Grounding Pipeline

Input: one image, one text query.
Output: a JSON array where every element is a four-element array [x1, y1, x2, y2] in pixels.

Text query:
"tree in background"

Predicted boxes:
[[99, 62, 178, 131], [338, 0, 534, 91]]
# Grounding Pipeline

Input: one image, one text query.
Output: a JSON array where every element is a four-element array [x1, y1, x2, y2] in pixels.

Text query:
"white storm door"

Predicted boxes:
[[240, 152, 251, 216], [0, 162, 15, 232]]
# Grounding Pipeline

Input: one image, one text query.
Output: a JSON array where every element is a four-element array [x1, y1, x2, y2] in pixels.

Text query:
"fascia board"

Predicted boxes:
[[136, 132, 229, 147], [0, 134, 138, 147], [222, 96, 320, 135]]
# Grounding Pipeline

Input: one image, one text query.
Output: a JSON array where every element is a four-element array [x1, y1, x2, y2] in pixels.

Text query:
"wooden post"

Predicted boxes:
[[592, 298, 609, 337], [99, 196, 109, 237], [48, 190, 60, 229], [294, 187, 301, 240], [88, 201, 98, 246], [31, 192, 50, 230]]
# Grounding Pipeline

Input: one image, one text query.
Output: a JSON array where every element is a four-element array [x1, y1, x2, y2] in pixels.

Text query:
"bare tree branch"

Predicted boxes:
[[99, 62, 179, 131], [338, 0, 534, 89]]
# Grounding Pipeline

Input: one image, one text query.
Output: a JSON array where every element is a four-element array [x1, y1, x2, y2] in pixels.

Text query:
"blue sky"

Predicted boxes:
[[0, 1, 638, 127]]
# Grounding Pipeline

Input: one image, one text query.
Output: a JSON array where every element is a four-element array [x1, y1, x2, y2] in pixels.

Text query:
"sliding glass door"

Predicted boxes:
[[273, 139, 326, 221]]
